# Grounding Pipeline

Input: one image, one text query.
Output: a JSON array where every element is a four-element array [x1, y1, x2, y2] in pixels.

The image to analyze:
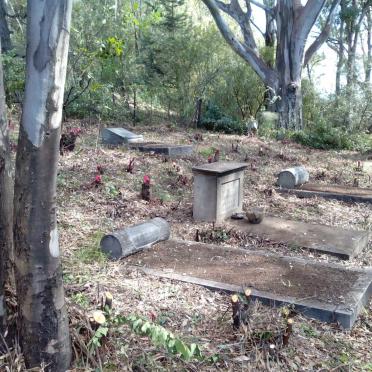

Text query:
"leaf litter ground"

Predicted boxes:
[[16, 121, 372, 371]]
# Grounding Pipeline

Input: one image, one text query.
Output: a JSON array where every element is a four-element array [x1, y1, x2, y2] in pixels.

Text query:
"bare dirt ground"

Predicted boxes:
[[18, 120, 372, 371]]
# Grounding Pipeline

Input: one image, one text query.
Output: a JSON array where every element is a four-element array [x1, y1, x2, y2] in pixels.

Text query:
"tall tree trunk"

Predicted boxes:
[[0, 40, 13, 339], [0, 0, 12, 53], [276, 81, 303, 130], [275, 1, 303, 130], [13, 1, 72, 370]]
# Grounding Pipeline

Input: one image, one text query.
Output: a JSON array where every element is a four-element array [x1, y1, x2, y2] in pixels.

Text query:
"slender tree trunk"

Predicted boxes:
[[0, 0, 12, 53], [264, 0, 276, 49], [336, 16, 345, 96], [0, 40, 13, 339], [133, 88, 137, 124], [13, 1, 72, 370], [365, 8, 372, 84]]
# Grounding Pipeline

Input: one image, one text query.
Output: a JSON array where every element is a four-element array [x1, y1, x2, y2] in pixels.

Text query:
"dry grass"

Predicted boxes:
[[3, 120, 371, 371]]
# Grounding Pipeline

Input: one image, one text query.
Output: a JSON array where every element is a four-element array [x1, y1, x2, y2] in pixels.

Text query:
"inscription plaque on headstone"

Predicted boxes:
[[220, 179, 240, 211]]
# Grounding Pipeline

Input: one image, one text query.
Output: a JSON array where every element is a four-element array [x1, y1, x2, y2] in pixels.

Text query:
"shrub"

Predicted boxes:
[[259, 117, 372, 151], [291, 121, 350, 149], [201, 102, 245, 134]]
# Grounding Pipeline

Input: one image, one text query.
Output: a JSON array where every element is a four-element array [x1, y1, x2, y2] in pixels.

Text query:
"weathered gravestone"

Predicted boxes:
[[192, 162, 247, 222], [100, 217, 170, 260], [101, 128, 144, 145]]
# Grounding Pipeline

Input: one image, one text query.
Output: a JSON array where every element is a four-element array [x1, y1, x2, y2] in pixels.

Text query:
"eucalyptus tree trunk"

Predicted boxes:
[[0, 40, 13, 338], [13, 1, 72, 370], [275, 1, 303, 130], [0, 0, 12, 53]]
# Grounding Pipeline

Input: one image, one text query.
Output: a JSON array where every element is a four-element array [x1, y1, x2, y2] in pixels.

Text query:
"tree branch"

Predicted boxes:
[[351, 2, 370, 53], [215, 0, 257, 50], [201, 0, 278, 88], [250, 18, 265, 38], [250, 0, 273, 14], [304, 0, 340, 66], [297, 0, 327, 42]]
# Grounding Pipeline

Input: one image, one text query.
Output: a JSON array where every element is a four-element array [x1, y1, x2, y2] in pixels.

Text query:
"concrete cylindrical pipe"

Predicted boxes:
[[100, 217, 170, 260]]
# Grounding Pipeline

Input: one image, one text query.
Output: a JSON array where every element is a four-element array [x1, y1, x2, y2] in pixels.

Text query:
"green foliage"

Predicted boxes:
[[2, 52, 25, 105], [291, 120, 372, 151], [98, 308, 218, 363], [71, 293, 90, 309], [300, 324, 318, 338], [104, 182, 121, 199], [99, 37, 124, 59], [198, 146, 215, 158], [118, 314, 218, 362], [201, 102, 245, 134], [89, 326, 109, 350]]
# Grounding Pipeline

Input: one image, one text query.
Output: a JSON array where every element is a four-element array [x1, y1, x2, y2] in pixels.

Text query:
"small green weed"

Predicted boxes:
[[105, 182, 121, 198], [300, 324, 318, 338], [75, 231, 107, 265], [71, 293, 90, 309], [199, 147, 215, 158], [100, 308, 218, 363], [338, 352, 350, 365], [88, 325, 109, 350]]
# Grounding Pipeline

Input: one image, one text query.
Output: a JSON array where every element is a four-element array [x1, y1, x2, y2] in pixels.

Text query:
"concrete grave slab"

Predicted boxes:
[[125, 240, 372, 328], [101, 128, 144, 145], [364, 161, 372, 175], [192, 162, 247, 223], [129, 142, 193, 156], [277, 183, 372, 204], [225, 217, 370, 260]]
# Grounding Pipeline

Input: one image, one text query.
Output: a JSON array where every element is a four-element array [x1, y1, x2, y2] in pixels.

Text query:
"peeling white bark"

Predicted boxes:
[[22, 1, 72, 147], [49, 227, 60, 258], [22, 2, 48, 147], [0, 296, 5, 317], [13, 1, 73, 369], [45, 339, 59, 354], [0, 126, 4, 147]]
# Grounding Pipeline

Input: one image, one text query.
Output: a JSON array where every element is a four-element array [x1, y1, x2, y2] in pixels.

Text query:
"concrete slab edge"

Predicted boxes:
[[133, 265, 371, 329], [168, 239, 370, 270], [225, 221, 370, 260], [133, 240, 372, 328], [128, 144, 193, 157], [276, 188, 372, 204]]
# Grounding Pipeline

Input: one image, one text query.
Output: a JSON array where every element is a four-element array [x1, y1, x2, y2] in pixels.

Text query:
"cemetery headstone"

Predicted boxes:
[[101, 128, 144, 145], [192, 162, 247, 222]]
